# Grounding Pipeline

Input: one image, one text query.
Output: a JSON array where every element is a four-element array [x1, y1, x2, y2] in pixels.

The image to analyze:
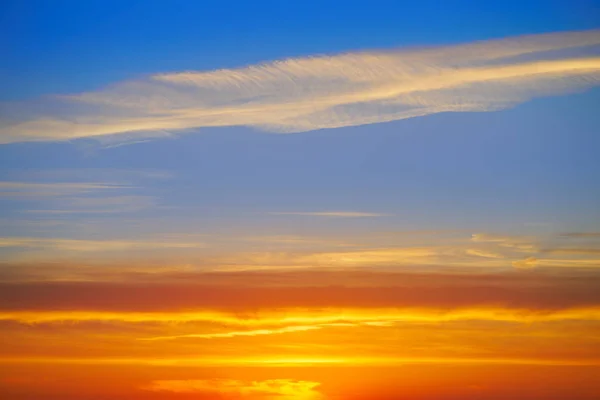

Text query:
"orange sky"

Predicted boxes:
[[1, 264, 600, 399], [2, 9, 600, 398]]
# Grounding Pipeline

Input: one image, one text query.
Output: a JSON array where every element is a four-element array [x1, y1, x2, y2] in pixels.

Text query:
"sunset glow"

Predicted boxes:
[[2, 1, 600, 399]]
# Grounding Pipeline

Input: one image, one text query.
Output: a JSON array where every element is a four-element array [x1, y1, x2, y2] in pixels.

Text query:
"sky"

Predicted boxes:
[[1, 1, 600, 399]]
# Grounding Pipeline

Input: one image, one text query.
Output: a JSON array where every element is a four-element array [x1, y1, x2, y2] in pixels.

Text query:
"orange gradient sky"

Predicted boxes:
[[1, 260, 600, 399], [2, 2, 600, 399]]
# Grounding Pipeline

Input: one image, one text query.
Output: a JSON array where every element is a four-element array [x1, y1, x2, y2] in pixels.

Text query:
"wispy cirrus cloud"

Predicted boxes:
[[537, 258, 600, 267], [241, 235, 358, 247], [0, 237, 204, 252], [24, 195, 157, 214], [140, 325, 322, 341], [1, 183, 157, 215], [3, 232, 599, 274], [560, 232, 600, 238], [1, 30, 599, 145], [0, 169, 170, 215], [544, 248, 600, 255], [268, 211, 389, 218], [471, 233, 538, 252], [0, 181, 128, 198], [465, 249, 504, 259]]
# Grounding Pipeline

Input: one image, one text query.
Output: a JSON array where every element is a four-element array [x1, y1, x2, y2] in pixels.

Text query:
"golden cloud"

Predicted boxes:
[[142, 378, 323, 399]]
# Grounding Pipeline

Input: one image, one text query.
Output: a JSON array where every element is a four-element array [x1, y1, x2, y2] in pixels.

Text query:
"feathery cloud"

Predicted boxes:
[[1, 30, 600, 145], [142, 379, 323, 399]]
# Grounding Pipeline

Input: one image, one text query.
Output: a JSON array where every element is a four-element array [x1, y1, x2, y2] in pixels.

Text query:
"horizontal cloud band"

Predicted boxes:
[[1, 268, 599, 313], [1, 30, 600, 144]]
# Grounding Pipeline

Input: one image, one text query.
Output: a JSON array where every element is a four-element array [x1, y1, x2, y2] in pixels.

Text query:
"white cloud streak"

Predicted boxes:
[[1, 30, 599, 144], [0, 237, 204, 252], [0, 181, 128, 197], [24, 195, 157, 214], [268, 211, 388, 217]]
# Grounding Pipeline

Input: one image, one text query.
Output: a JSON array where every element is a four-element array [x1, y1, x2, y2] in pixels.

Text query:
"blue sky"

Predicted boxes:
[[3, 0, 598, 98], [1, 0, 600, 267], [4, 4, 600, 400]]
